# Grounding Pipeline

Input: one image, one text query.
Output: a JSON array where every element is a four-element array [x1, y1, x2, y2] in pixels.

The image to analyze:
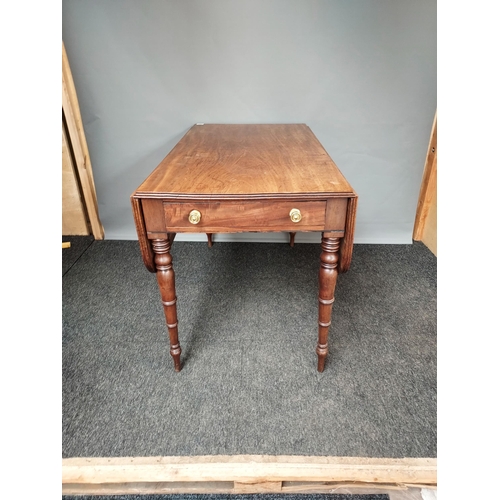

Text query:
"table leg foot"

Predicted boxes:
[[207, 233, 213, 248], [152, 238, 182, 372], [289, 232, 296, 247], [317, 234, 340, 372], [317, 347, 327, 372]]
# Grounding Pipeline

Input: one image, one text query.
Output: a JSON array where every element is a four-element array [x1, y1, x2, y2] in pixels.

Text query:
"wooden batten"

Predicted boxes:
[[62, 455, 437, 495], [413, 112, 437, 252], [62, 121, 89, 235], [62, 41, 104, 240]]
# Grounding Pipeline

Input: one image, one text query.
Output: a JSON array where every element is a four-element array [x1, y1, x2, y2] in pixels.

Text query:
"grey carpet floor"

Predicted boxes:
[[62, 239, 436, 458], [62, 235, 94, 275]]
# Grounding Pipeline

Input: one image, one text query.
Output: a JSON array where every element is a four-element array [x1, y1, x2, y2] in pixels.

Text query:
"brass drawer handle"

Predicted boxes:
[[289, 208, 302, 223], [188, 209, 201, 224]]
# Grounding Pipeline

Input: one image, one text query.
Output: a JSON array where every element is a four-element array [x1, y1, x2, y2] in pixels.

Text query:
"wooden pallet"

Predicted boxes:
[[62, 455, 437, 495]]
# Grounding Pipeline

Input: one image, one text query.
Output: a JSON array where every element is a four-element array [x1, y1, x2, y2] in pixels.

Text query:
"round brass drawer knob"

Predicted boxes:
[[188, 209, 201, 224], [289, 208, 302, 223]]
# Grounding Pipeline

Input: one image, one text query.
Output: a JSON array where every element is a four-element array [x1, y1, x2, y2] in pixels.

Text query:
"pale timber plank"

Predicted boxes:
[[63, 455, 437, 486]]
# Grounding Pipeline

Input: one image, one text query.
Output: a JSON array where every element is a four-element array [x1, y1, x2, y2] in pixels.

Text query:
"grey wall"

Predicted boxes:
[[62, 0, 436, 244]]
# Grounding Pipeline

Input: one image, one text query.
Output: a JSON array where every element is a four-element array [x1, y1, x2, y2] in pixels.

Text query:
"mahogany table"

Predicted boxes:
[[131, 124, 357, 372]]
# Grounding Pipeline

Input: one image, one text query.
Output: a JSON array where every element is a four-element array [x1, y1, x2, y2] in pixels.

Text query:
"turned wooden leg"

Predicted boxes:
[[152, 238, 182, 372], [206, 233, 213, 248], [289, 232, 296, 247], [317, 234, 340, 372]]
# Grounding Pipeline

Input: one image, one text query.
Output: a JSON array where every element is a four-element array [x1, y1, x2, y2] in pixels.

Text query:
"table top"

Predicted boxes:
[[134, 124, 354, 200]]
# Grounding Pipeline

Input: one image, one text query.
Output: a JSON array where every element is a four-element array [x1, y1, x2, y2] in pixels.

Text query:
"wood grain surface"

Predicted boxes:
[[135, 124, 354, 198], [163, 200, 328, 233], [413, 113, 437, 255], [62, 455, 437, 485], [131, 197, 156, 272], [62, 42, 104, 239], [62, 122, 89, 235]]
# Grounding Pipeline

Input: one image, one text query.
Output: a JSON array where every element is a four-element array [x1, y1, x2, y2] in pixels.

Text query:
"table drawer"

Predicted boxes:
[[164, 201, 327, 232]]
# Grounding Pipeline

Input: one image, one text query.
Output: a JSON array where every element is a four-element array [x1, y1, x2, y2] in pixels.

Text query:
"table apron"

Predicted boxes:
[[151, 199, 348, 233]]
